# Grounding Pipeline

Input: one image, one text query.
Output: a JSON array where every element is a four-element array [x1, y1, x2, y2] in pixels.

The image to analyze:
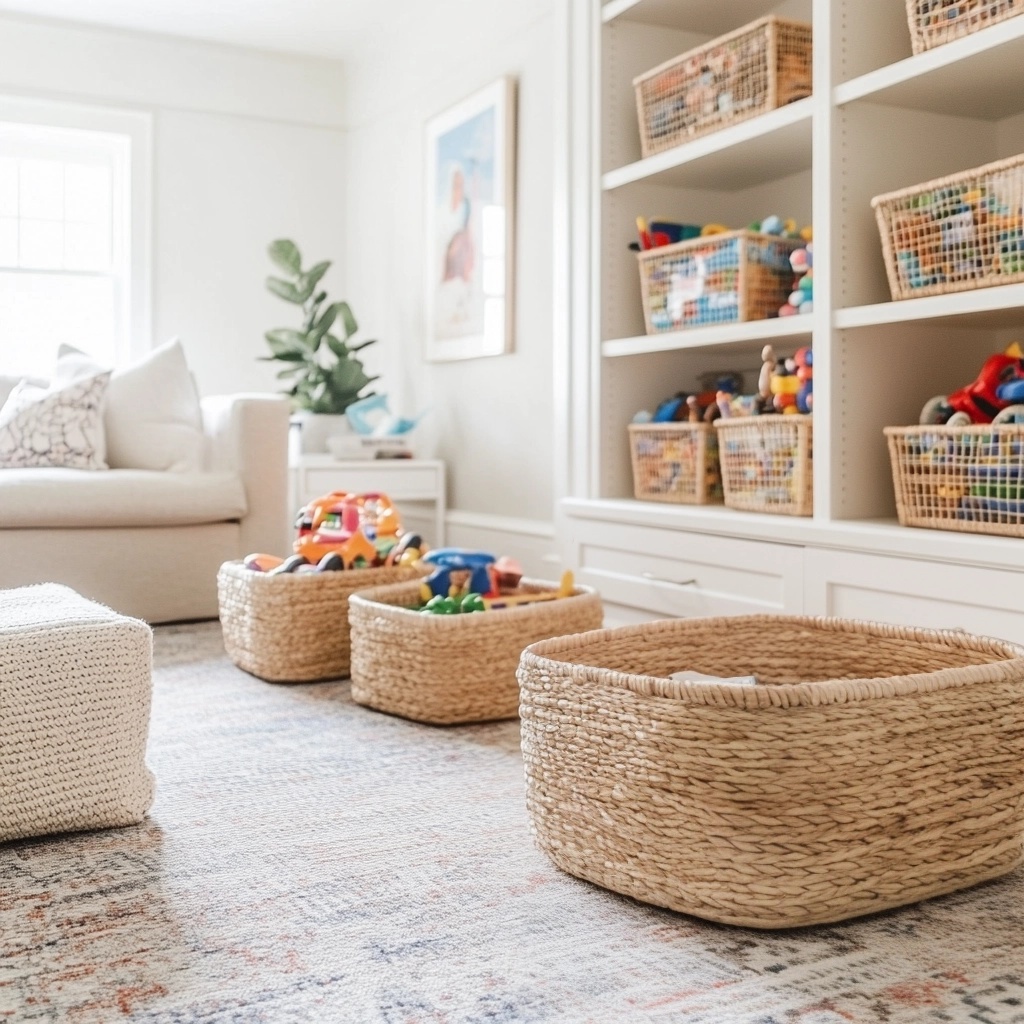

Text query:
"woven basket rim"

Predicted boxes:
[[884, 423, 1024, 436], [349, 576, 601, 628], [634, 229, 800, 264], [217, 559, 425, 587], [870, 152, 1024, 209], [714, 413, 812, 431], [520, 614, 1024, 709]]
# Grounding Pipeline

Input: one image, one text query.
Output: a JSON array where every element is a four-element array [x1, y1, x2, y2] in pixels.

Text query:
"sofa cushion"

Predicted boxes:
[[0, 469, 247, 528], [0, 373, 112, 470], [57, 341, 206, 473]]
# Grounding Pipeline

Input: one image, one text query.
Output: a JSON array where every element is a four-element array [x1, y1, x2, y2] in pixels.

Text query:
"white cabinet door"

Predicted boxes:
[[568, 518, 805, 619], [804, 548, 1024, 644]]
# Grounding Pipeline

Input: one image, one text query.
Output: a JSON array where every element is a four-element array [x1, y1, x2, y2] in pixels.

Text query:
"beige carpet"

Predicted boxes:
[[1, 621, 1022, 1023]]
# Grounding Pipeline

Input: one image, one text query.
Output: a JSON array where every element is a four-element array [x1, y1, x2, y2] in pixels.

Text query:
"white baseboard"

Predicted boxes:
[[443, 510, 559, 579]]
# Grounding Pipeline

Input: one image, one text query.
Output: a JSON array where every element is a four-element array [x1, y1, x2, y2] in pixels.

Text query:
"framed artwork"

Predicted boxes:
[[424, 76, 516, 361]]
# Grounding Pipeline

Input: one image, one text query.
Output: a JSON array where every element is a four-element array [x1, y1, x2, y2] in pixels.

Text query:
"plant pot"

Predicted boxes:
[[290, 412, 354, 455]]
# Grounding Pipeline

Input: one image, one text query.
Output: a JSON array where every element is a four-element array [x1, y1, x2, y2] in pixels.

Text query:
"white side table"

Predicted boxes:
[[289, 456, 447, 546]]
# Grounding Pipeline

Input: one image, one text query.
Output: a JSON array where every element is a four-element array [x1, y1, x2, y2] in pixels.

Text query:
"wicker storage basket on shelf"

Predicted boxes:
[[217, 560, 425, 682], [518, 615, 1024, 929], [905, 0, 1023, 54], [872, 153, 1024, 301], [348, 578, 603, 724], [637, 230, 800, 334], [633, 16, 812, 158], [628, 422, 722, 504], [714, 414, 812, 516], [886, 423, 1024, 538]]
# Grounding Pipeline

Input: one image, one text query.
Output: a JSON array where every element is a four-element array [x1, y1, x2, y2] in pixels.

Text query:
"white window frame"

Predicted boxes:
[[0, 94, 152, 364]]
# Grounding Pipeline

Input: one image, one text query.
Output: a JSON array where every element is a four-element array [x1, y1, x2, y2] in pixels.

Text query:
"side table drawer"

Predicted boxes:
[[570, 519, 804, 619], [299, 464, 441, 502]]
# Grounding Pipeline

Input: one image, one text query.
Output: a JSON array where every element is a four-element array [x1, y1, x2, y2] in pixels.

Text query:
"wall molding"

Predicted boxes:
[[444, 509, 555, 539]]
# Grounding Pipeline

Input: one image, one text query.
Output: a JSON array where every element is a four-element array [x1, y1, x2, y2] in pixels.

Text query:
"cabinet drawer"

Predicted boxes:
[[805, 549, 1024, 644], [298, 464, 441, 503], [570, 519, 803, 619]]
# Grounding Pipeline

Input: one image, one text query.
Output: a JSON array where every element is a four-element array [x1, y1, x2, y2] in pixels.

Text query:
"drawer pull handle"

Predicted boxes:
[[642, 572, 697, 587]]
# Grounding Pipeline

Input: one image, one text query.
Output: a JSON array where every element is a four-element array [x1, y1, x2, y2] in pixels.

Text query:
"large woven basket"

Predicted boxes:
[[348, 578, 603, 724], [217, 560, 425, 682], [518, 615, 1024, 929]]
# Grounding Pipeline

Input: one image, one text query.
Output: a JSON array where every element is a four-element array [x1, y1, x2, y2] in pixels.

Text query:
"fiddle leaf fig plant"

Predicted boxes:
[[263, 239, 378, 414]]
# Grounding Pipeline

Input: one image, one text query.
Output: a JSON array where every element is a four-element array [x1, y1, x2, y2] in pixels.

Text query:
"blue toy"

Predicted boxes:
[[421, 548, 496, 598]]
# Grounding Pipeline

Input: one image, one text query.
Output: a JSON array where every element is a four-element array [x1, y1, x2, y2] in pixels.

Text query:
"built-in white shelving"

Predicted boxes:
[[603, 314, 812, 358], [558, 0, 1024, 639]]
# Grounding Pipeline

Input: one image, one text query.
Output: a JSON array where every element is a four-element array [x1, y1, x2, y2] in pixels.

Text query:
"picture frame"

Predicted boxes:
[[424, 76, 516, 362]]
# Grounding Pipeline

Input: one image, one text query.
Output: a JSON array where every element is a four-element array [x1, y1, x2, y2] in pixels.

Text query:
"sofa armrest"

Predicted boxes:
[[202, 394, 291, 558]]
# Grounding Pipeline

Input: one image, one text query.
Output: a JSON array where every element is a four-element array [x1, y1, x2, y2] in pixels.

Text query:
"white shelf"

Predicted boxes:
[[603, 315, 812, 358], [563, 499, 1024, 572], [835, 16, 1024, 119], [602, 99, 813, 193], [836, 284, 1024, 330], [602, 0, 790, 35]]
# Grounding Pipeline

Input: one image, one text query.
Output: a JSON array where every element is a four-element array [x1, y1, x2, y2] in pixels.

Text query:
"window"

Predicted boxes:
[[0, 99, 150, 379]]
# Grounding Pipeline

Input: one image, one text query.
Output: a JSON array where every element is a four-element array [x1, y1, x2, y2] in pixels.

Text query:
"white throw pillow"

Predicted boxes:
[[57, 340, 205, 472], [0, 372, 111, 470]]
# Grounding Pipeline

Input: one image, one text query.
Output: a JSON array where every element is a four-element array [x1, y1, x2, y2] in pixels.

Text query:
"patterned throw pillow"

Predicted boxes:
[[0, 372, 112, 470]]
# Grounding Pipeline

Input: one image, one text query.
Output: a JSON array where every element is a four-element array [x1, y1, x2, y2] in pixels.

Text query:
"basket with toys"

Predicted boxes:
[[886, 343, 1024, 538], [635, 217, 810, 335], [348, 549, 603, 725], [714, 344, 814, 516], [217, 491, 428, 682], [905, 0, 1024, 55], [633, 15, 812, 158], [873, 153, 1024, 301]]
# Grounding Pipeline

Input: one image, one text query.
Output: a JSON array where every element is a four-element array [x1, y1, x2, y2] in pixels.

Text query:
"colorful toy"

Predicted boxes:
[[919, 343, 1024, 425], [779, 243, 813, 316], [421, 548, 497, 599], [294, 490, 402, 566], [418, 570, 578, 614]]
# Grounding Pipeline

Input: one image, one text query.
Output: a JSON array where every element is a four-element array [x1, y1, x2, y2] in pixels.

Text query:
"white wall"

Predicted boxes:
[[0, 13, 349, 397], [341, 0, 557, 536]]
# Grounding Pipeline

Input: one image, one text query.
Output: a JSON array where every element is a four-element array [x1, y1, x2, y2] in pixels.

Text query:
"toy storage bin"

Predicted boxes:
[[628, 422, 722, 504], [872, 154, 1024, 301], [348, 578, 603, 724], [886, 423, 1024, 538], [518, 615, 1024, 929], [905, 0, 1024, 54], [637, 230, 800, 334], [714, 414, 813, 516], [633, 16, 812, 158], [217, 561, 425, 682]]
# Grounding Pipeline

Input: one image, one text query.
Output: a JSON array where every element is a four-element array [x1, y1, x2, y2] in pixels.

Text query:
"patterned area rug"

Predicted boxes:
[[2, 622, 1023, 1024]]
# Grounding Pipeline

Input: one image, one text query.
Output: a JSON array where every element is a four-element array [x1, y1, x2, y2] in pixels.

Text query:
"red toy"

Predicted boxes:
[[921, 344, 1024, 424]]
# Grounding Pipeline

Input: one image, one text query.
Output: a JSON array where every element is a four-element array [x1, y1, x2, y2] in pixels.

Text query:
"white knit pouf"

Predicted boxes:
[[0, 584, 155, 843]]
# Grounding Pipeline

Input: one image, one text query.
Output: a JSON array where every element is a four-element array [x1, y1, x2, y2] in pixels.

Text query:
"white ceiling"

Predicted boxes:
[[0, 0, 415, 61]]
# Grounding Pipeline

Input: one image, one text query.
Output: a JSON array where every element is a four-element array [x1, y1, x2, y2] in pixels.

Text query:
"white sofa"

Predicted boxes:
[[0, 394, 290, 623]]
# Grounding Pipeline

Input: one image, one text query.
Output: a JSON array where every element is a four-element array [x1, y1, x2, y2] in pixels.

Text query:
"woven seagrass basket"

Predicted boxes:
[[628, 422, 722, 504], [349, 578, 603, 724], [217, 560, 426, 682], [518, 615, 1024, 929]]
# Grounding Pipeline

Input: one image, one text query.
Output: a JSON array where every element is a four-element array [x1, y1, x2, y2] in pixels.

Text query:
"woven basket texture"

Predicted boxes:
[[349, 578, 604, 725], [633, 16, 812, 158], [518, 615, 1024, 929], [715, 414, 813, 516], [628, 422, 722, 504], [886, 423, 1024, 538], [1, 583, 155, 843], [905, 0, 1023, 54], [872, 153, 1024, 301], [217, 560, 426, 683], [637, 230, 800, 334]]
